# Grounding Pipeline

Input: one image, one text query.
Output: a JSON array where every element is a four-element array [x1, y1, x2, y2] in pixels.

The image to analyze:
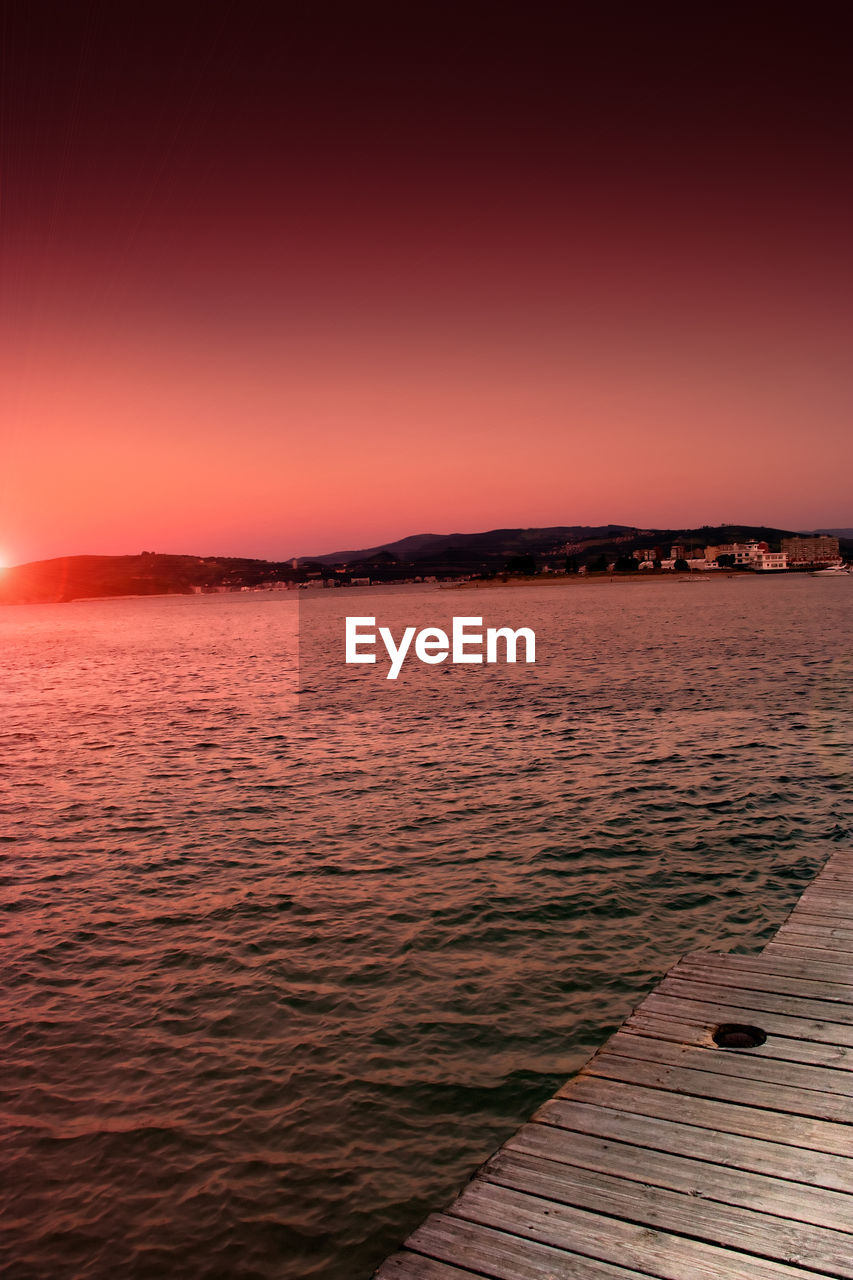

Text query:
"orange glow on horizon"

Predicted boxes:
[[1, 8, 851, 564]]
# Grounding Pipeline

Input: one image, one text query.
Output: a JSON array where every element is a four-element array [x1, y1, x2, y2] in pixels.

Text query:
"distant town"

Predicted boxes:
[[237, 533, 845, 590], [1, 527, 850, 604]]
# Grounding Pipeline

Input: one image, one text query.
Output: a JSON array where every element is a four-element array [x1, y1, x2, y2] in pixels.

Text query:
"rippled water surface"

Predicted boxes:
[[2, 577, 852, 1279]]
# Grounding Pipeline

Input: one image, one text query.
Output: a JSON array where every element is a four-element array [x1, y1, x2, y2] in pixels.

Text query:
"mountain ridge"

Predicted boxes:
[[2, 524, 850, 604], [301, 525, 637, 565]]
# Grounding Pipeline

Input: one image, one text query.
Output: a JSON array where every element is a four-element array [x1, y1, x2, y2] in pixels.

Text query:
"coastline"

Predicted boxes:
[[451, 571, 750, 589], [2, 570, 828, 607]]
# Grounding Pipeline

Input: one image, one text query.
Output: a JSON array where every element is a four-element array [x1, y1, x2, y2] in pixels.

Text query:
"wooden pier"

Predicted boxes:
[[375, 850, 853, 1279]]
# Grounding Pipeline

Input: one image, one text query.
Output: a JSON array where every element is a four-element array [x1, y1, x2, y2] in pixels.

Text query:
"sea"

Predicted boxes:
[[2, 574, 851, 1279]]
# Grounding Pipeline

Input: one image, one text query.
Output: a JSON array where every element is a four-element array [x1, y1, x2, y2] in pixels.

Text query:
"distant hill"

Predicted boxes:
[[301, 521, 853, 578], [3, 523, 849, 603], [0, 553, 296, 605], [305, 532, 449, 563], [302, 526, 637, 568]]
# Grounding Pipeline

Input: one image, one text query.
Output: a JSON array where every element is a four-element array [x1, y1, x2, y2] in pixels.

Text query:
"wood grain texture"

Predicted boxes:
[[553, 1074, 853, 1154], [504, 1121, 853, 1231], [601, 1027, 853, 1094], [582, 1048, 853, 1123], [372, 850, 853, 1278], [623, 1010, 853, 1070], [682, 949, 853, 986], [671, 959, 853, 1004], [481, 1148, 853, 1276], [536, 1097, 853, 1191], [451, 1181, 832, 1280]]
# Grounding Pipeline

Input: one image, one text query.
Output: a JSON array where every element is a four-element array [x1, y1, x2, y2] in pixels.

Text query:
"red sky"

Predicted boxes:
[[2, 5, 852, 565]]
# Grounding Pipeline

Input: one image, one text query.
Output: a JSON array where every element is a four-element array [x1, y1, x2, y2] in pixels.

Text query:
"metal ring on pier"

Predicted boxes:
[[712, 1022, 767, 1048]]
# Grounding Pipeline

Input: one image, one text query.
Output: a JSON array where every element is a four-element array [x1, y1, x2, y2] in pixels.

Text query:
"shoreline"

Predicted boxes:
[[450, 570, 754, 588], [2, 570, 828, 607]]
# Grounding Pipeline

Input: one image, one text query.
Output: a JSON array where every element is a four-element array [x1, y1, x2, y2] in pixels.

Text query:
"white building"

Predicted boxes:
[[713, 541, 763, 565], [723, 542, 757, 565], [749, 550, 788, 572]]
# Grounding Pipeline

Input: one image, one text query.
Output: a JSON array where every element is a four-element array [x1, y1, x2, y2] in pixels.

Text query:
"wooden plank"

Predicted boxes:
[[505, 1121, 853, 1232], [451, 1181, 832, 1280], [773, 921, 850, 942], [552, 1076, 853, 1155], [769, 942, 853, 962], [658, 975, 853, 1024], [582, 1050, 853, 1123], [374, 854, 853, 1279], [624, 1010, 853, 1071], [773, 921, 853, 943], [788, 895, 853, 912], [798, 891, 853, 902], [796, 881, 853, 895], [796, 920, 853, 932], [787, 896, 853, 909], [537, 1098, 853, 1191], [774, 928, 853, 952], [784, 904, 853, 917], [375, 1254, 483, 1280], [781, 921, 853, 934], [639, 990, 853, 1046], [764, 937, 853, 956], [481, 1148, 853, 1277], [762, 941, 853, 966], [762, 939, 853, 961], [601, 1028, 853, 1099], [773, 925, 853, 938], [795, 896, 853, 910], [683, 949, 853, 986], [397, 1215, 652, 1280], [671, 959, 853, 1005], [794, 889, 853, 908], [787, 905, 853, 915], [790, 898, 853, 917]]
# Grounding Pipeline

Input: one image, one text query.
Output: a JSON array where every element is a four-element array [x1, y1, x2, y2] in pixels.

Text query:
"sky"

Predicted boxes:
[[2, 4, 852, 566]]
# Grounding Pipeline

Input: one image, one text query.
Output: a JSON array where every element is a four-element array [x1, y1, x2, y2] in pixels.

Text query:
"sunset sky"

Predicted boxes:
[[2, 5, 852, 565]]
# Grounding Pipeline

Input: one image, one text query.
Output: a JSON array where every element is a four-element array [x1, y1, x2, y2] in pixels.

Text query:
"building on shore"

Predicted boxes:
[[714, 542, 755, 565], [656, 541, 789, 571], [750, 549, 788, 571], [781, 534, 841, 566], [708, 541, 786, 569]]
